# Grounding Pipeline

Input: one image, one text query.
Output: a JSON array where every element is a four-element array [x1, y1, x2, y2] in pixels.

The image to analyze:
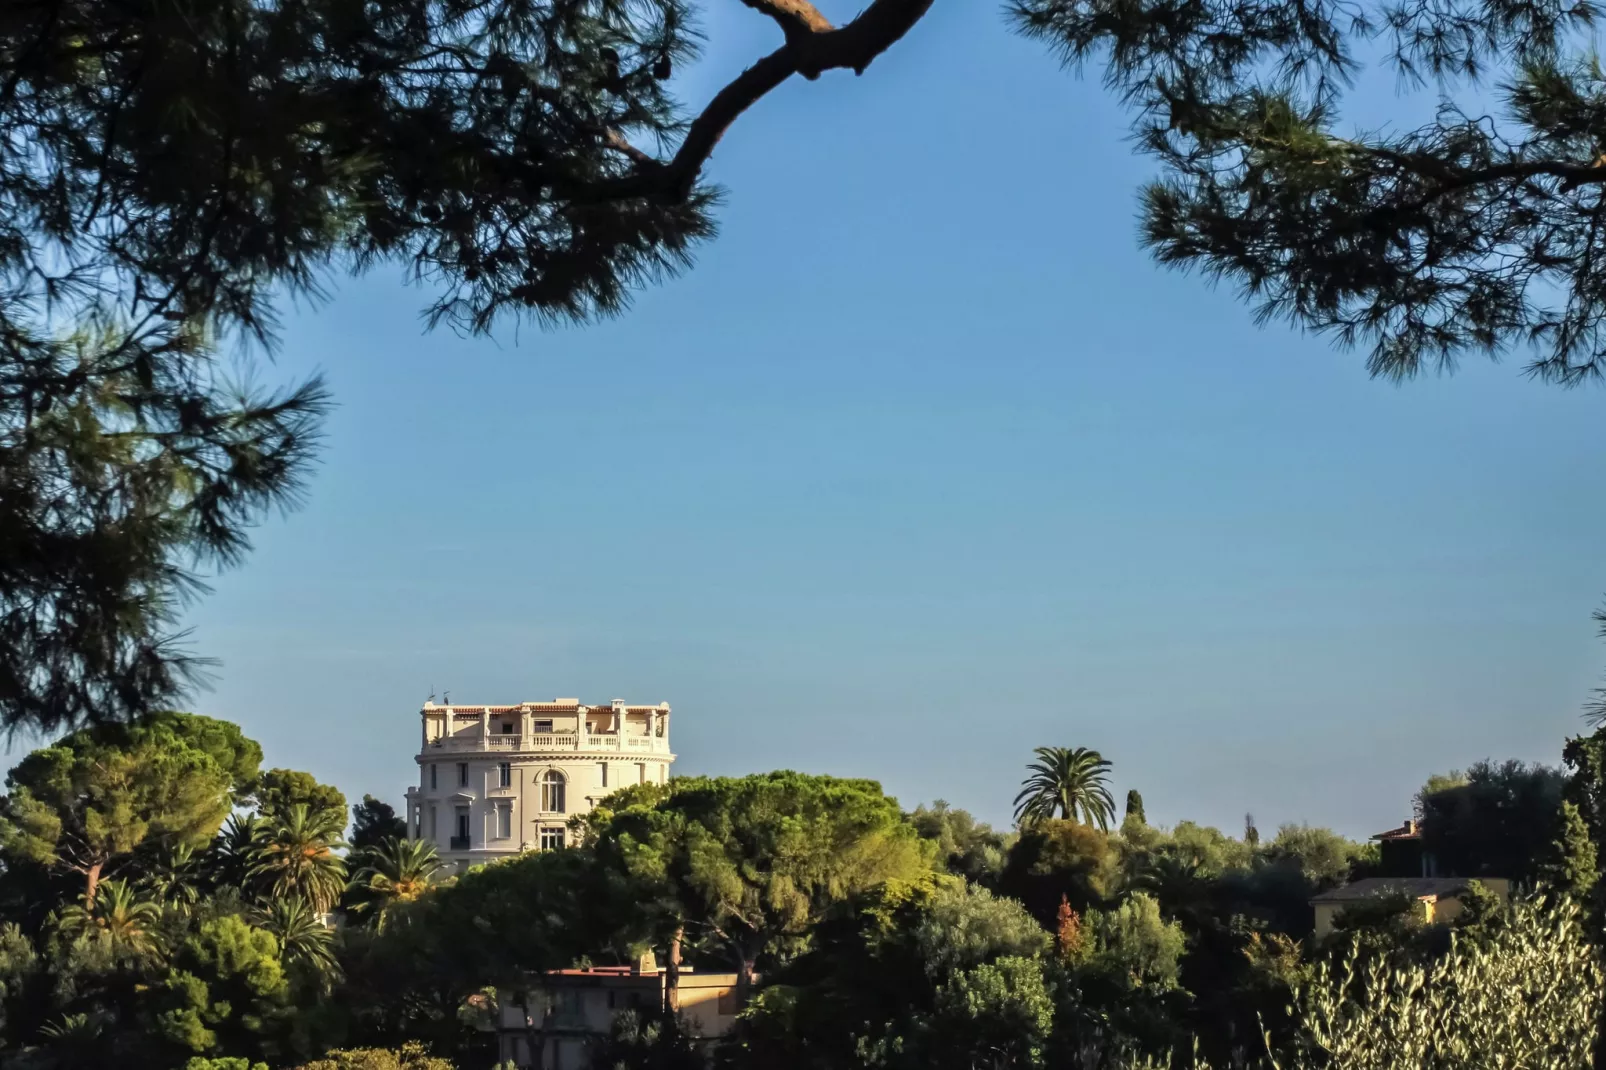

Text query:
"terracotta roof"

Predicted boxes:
[[1310, 877, 1476, 904], [1372, 820, 1421, 841]]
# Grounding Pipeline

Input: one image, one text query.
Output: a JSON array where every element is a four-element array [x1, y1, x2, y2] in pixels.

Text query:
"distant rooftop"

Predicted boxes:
[[1372, 819, 1422, 842], [421, 698, 670, 714]]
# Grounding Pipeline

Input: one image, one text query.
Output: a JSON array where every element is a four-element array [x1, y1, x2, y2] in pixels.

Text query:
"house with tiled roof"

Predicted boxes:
[[1308, 817, 1509, 937]]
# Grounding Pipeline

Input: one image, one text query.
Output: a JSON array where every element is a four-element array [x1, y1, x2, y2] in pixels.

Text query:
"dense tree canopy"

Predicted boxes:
[[254, 771, 348, 831], [583, 772, 935, 995], [0, 712, 259, 903], [1417, 760, 1566, 882], [1013, 0, 1606, 384]]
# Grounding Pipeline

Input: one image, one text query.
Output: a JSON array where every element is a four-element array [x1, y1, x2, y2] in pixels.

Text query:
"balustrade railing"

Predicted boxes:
[[426, 732, 668, 753]]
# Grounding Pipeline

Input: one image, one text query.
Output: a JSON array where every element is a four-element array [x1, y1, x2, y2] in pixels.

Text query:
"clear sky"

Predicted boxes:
[[45, 1, 1606, 839]]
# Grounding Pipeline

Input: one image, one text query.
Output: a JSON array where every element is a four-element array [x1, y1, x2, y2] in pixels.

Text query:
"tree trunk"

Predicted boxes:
[[517, 994, 547, 1070], [664, 926, 684, 1014], [84, 861, 103, 907], [735, 955, 756, 1007]]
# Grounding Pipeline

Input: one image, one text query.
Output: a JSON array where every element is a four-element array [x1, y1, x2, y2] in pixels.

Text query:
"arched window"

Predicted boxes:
[[540, 770, 566, 814]]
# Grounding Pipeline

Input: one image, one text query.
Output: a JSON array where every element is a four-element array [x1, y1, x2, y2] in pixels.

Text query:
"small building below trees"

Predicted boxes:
[[491, 958, 743, 1069], [1308, 818, 1511, 936], [1310, 876, 1511, 937]]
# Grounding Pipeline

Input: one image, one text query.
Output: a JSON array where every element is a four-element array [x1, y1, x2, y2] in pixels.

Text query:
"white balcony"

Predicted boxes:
[[424, 732, 670, 755]]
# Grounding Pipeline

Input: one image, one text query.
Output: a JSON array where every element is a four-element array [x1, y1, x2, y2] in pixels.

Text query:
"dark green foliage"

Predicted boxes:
[[337, 846, 634, 1054], [587, 1010, 705, 1070], [1000, 819, 1122, 923], [1260, 824, 1365, 888], [1011, 0, 1606, 383], [1543, 800, 1599, 900], [909, 800, 1011, 887], [1124, 790, 1146, 825], [583, 772, 934, 995], [152, 915, 293, 1063], [254, 770, 348, 831], [1417, 760, 1566, 881], [349, 797, 407, 854], [0, 320, 329, 733], [727, 876, 1054, 1070]]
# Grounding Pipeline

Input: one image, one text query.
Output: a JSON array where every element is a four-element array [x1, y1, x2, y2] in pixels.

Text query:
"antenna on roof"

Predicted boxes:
[[427, 684, 436, 703], [442, 689, 450, 705]]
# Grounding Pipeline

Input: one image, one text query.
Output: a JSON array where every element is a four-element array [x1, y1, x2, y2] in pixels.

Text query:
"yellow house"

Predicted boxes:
[[1310, 877, 1511, 937]]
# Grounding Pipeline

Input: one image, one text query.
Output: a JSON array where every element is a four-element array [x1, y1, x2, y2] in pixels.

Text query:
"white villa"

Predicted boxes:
[[405, 697, 675, 871]]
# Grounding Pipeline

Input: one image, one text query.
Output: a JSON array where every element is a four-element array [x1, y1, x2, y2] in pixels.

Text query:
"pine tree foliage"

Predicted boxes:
[[0, 0, 933, 338], [0, 0, 932, 734], [0, 323, 328, 733], [1012, 0, 1606, 384]]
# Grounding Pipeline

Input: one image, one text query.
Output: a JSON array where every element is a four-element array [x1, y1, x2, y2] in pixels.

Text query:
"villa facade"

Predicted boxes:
[[405, 697, 674, 871]]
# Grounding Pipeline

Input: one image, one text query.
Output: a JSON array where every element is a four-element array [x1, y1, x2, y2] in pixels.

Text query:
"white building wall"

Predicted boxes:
[[404, 698, 674, 872]]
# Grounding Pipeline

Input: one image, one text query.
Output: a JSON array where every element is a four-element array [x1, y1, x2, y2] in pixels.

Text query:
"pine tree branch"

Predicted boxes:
[[738, 0, 836, 41], [568, 0, 934, 204]]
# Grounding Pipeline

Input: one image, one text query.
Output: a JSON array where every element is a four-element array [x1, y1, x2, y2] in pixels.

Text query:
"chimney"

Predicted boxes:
[[632, 950, 658, 975]]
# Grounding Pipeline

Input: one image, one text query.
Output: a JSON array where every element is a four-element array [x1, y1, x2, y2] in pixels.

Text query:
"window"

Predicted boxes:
[[496, 804, 512, 839], [454, 807, 471, 846], [533, 718, 553, 732], [637, 762, 646, 785], [500, 721, 516, 734], [498, 762, 512, 788], [606, 991, 616, 1009], [457, 762, 468, 787], [597, 763, 608, 788], [429, 764, 437, 790], [540, 770, 566, 813], [540, 826, 565, 850]]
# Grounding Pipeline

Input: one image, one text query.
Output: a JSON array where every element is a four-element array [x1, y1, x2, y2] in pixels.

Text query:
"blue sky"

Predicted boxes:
[[44, 1, 1606, 838]]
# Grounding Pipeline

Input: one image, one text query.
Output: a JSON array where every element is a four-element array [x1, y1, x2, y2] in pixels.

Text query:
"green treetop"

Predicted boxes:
[[252, 770, 348, 831], [583, 771, 935, 998], [0, 712, 259, 904], [349, 797, 408, 854]]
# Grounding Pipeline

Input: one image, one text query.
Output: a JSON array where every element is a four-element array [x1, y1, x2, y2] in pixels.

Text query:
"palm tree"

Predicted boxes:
[[349, 837, 442, 930], [209, 811, 265, 892], [137, 841, 204, 914], [1140, 853, 1209, 920], [255, 897, 339, 981], [56, 878, 166, 960], [1013, 746, 1116, 830], [248, 803, 349, 913]]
